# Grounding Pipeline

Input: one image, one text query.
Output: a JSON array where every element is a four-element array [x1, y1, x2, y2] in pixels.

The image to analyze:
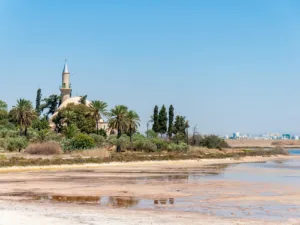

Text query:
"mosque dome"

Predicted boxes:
[[58, 96, 91, 110], [49, 96, 92, 128]]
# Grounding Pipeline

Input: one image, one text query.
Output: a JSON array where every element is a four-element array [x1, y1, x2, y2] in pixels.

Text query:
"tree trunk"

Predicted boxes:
[[19, 121, 23, 136], [116, 128, 121, 153], [96, 118, 99, 134], [24, 127, 28, 136], [130, 127, 133, 149]]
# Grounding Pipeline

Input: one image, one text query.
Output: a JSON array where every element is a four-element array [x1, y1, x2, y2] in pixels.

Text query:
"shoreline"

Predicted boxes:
[[0, 154, 296, 173]]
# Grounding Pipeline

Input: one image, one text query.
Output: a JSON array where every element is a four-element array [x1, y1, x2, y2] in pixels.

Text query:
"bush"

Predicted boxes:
[[45, 132, 64, 142], [200, 135, 229, 149], [32, 117, 50, 131], [63, 124, 79, 139], [24, 142, 62, 155], [115, 135, 130, 149], [145, 130, 158, 139], [60, 138, 73, 152], [167, 142, 188, 152], [71, 133, 95, 150], [133, 138, 157, 152], [89, 133, 105, 147], [0, 129, 18, 138], [151, 138, 168, 150], [108, 134, 130, 149], [7, 137, 28, 152], [98, 129, 107, 139], [0, 138, 7, 150]]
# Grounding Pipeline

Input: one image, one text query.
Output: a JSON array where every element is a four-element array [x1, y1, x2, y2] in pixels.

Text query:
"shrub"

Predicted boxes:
[[133, 139, 157, 152], [36, 129, 50, 143], [63, 124, 79, 139], [98, 129, 107, 139], [108, 134, 130, 149], [200, 135, 229, 149], [89, 133, 105, 147], [45, 132, 64, 142], [115, 135, 130, 149], [0, 129, 18, 138], [151, 138, 168, 150], [145, 129, 158, 139], [60, 138, 73, 152], [71, 133, 95, 150], [7, 137, 28, 152], [24, 142, 62, 155], [0, 138, 7, 150], [167, 142, 188, 152], [32, 117, 50, 131]]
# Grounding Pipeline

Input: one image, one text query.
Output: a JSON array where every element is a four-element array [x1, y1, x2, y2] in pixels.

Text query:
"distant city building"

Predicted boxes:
[[282, 134, 291, 140], [232, 132, 240, 139]]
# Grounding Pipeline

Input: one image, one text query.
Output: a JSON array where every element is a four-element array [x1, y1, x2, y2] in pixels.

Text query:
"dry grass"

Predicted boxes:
[[24, 142, 63, 155], [188, 146, 224, 154], [71, 148, 110, 158]]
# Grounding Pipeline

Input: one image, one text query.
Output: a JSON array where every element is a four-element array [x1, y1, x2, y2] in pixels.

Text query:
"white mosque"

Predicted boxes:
[[50, 61, 109, 133]]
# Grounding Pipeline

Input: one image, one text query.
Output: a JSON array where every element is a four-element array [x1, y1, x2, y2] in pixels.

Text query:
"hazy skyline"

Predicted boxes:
[[1, 0, 300, 134]]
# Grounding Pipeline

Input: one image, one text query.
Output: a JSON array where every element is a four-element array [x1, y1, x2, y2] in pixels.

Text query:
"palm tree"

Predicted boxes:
[[90, 100, 108, 134], [10, 99, 37, 136], [62, 109, 76, 127], [108, 105, 129, 152], [127, 110, 140, 145]]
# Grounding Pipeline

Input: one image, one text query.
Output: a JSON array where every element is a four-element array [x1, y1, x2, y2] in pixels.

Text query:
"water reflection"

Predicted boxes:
[[154, 198, 174, 205], [37, 195, 141, 208]]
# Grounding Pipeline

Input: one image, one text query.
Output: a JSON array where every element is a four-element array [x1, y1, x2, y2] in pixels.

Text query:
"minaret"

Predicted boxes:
[[60, 60, 72, 103]]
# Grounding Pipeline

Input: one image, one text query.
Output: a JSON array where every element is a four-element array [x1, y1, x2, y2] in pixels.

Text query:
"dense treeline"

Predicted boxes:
[[0, 89, 228, 154]]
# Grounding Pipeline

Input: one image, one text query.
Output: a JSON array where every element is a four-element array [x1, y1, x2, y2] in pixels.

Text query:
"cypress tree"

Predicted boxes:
[[152, 105, 159, 132], [173, 115, 186, 135], [158, 105, 167, 137], [35, 88, 42, 115], [168, 105, 174, 139]]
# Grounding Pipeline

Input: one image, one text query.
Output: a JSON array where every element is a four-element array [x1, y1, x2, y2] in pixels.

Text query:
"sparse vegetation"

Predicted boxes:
[[24, 142, 62, 155]]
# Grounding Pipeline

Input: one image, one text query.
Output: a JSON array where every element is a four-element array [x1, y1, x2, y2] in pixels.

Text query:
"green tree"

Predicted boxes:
[[35, 88, 42, 115], [40, 94, 61, 117], [127, 110, 140, 146], [173, 115, 186, 135], [158, 105, 167, 137], [108, 105, 129, 152], [32, 117, 50, 131], [79, 95, 88, 105], [63, 124, 79, 139], [168, 105, 174, 139], [90, 100, 108, 134], [52, 103, 95, 134], [0, 100, 7, 111], [9, 99, 37, 136], [0, 100, 8, 125], [152, 105, 159, 133]]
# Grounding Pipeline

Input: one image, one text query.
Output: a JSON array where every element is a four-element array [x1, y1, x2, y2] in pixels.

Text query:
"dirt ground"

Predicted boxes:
[[0, 155, 300, 224], [226, 139, 300, 148]]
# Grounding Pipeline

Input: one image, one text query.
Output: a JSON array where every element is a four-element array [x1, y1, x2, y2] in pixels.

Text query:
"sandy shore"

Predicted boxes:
[[0, 154, 294, 173], [0, 200, 295, 225], [227, 139, 300, 148], [0, 154, 299, 225]]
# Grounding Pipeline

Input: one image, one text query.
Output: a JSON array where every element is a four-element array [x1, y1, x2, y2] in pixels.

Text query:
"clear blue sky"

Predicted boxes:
[[1, 0, 300, 135]]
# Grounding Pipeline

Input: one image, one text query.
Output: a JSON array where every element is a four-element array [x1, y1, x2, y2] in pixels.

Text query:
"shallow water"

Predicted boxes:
[[3, 151, 300, 221]]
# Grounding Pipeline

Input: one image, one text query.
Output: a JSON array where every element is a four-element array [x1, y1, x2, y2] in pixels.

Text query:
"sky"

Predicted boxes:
[[1, 0, 300, 135]]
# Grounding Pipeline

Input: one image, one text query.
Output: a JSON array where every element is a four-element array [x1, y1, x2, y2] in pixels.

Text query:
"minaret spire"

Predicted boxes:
[[63, 59, 69, 74], [60, 60, 72, 103]]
